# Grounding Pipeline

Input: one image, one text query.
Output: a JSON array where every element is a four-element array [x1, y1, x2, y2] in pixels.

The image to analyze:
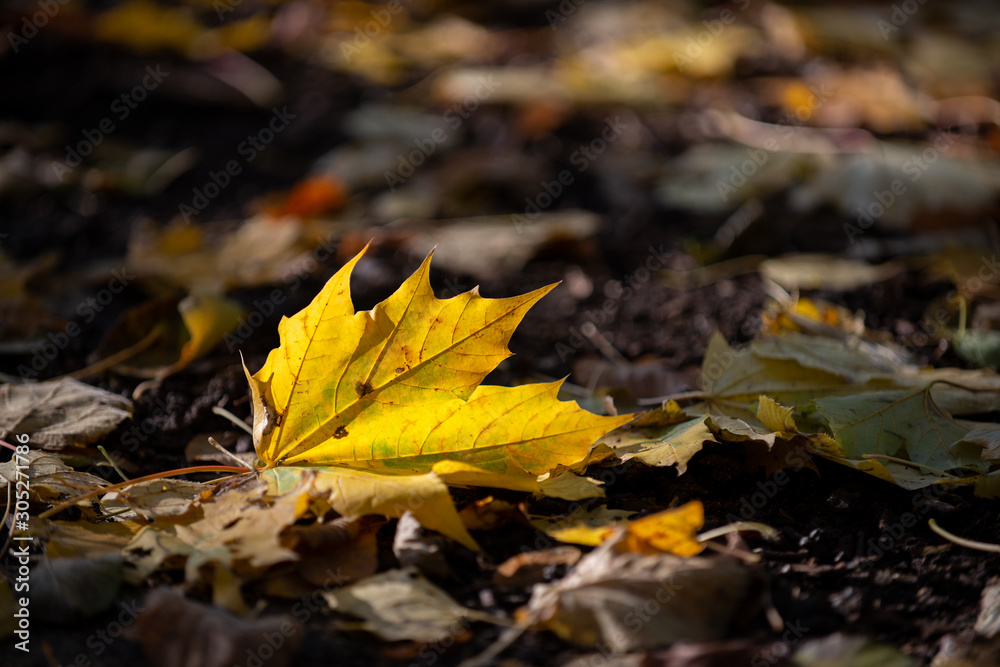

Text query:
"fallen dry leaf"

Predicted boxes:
[[810, 388, 981, 472], [759, 254, 905, 292], [291, 515, 382, 587], [130, 588, 302, 667], [696, 330, 1000, 423], [45, 518, 144, 559], [522, 535, 751, 652], [176, 481, 309, 580], [30, 553, 123, 622], [687, 331, 999, 488], [0, 450, 107, 503], [323, 568, 502, 642], [262, 174, 348, 219], [100, 478, 209, 523], [392, 511, 450, 579], [0, 378, 132, 450], [387, 211, 600, 281], [122, 478, 310, 585], [127, 217, 327, 292], [604, 409, 713, 475]]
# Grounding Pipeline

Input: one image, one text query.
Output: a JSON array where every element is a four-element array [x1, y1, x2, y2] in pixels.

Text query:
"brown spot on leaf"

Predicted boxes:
[[395, 367, 404, 373], [334, 426, 348, 439], [356, 381, 374, 397]]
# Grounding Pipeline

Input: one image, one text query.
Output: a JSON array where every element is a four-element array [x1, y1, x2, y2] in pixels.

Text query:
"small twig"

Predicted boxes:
[[861, 454, 958, 478], [95, 506, 137, 520], [38, 465, 251, 520], [765, 604, 784, 632], [601, 395, 618, 417], [212, 406, 254, 436], [580, 322, 629, 366], [696, 522, 779, 564], [700, 539, 761, 563], [208, 436, 254, 470], [698, 521, 779, 542], [132, 378, 161, 400], [59, 324, 164, 380], [929, 518, 1000, 553], [97, 446, 130, 482]]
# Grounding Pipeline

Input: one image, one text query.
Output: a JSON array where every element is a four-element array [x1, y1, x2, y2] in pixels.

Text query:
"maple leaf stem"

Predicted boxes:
[[700, 539, 761, 563], [37, 465, 251, 520]]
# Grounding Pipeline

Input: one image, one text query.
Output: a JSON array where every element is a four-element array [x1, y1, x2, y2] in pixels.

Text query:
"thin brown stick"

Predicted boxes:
[[38, 465, 251, 520], [59, 324, 165, 380]]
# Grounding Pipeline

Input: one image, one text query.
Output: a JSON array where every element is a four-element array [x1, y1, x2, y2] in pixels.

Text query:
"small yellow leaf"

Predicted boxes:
[[142, 292, 244, 383], [174, 293, 244, 371], [551, 502, 705, 557], [523, 536, 749, 651], [621, 502, 705, 557], [48, 520, 144, 559], [548, 524, 610, 547], [756, 395, 797, 437]]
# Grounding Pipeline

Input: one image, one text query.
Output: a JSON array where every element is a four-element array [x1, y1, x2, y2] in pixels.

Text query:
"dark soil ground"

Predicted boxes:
[[2, 12, 1000, 667]]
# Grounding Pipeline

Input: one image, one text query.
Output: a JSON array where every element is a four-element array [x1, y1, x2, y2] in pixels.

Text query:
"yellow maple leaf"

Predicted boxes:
[[242, 248, 632, 547], [245, 247, 631, 472]]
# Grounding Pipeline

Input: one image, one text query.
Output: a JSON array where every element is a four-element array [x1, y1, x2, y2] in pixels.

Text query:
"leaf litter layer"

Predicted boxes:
[[7, 246, 1000, 665], [6, 247, 1000, 667]]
